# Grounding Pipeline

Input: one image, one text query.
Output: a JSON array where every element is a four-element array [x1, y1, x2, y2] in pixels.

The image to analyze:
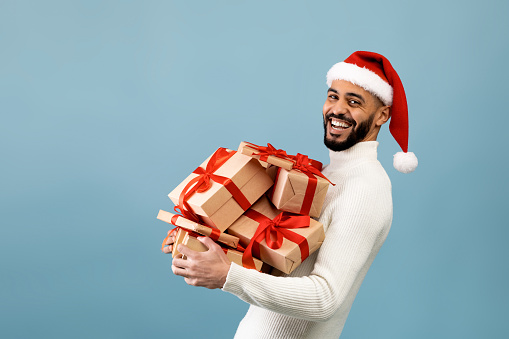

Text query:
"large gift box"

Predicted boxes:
[[227, 196, 325, 274], [168, 148, 273, 232], [267, 153, 333, 218], [171, 228, 268, 272]]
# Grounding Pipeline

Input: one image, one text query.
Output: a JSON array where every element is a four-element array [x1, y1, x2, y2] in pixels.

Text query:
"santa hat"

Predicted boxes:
[[326, 51, 418, 173]]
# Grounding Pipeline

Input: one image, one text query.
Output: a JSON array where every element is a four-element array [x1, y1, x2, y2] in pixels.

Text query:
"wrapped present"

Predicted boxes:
[[157, 210, 240, 249], [222, 246, 270, 273], [268, 153, 333, 218], [238, 141, 294, 170], [170, 228, 268, 272], [168, 147, 273, 232], [169, 227, 197, 258], [227, 196, 325, 274], [238, 142, 333, 217]]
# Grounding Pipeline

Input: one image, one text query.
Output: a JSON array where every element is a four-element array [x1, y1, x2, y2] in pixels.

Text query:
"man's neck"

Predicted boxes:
[[327, 141, 379, 169]]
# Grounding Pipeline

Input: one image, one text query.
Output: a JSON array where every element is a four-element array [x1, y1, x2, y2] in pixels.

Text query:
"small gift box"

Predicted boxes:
[[157, 210, 240, 249], [171, 228, 268, 272], [238, 141, 294, 170], [268, 153, 333, 218], [227, 196, 325, 274], [168, 148, 273, 232], [170, 227, 196, 258]]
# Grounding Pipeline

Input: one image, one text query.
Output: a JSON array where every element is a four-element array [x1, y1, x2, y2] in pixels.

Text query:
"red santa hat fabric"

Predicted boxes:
[[326, 51, 417, 173]]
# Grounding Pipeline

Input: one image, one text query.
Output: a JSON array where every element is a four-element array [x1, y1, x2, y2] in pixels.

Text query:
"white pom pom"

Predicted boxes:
[[393, 151, 418, 173]]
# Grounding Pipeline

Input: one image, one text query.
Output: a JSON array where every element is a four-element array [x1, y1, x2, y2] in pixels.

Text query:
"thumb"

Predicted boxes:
[[177, 243, 194, 258]]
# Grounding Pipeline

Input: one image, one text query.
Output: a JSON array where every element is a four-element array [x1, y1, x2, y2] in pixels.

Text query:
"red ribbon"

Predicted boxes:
[[161, 233, 172, 252], [291, 153, 334, 184], [161, 214, 245, 252], [220, 243, 246, 254], [175, 147, 252, 222], [241, 210, 311, 270], [243, 142, 332, 186], [172, 214, 222, 241], [161, 225, 201, 252], [245, 142, 293, 163], [288, 153, 335, 215]]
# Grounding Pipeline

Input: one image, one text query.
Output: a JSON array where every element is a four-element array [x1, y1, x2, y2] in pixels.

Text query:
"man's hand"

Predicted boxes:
[[172, 236, 231, 289], [162, 230, 175, 254]]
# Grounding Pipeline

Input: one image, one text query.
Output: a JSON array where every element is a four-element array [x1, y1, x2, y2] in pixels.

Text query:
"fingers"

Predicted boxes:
[[177, 243, 201, 258], [162, 234, 175, 254], [170, 238, 231, 289], [184, 277, 199, 286], [172, 257, 190, 269], [172, 259, 195, 284], [165, 233, 175, 245], [172, 264, 187, 277], [197, 237, 228, 260], [197, 236, 218, 250]]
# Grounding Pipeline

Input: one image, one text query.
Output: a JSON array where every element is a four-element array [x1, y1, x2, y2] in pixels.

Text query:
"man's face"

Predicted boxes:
[[322, 80, 387, 152]]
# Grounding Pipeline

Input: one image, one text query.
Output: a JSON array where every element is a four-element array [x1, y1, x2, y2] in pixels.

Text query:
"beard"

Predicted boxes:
[[323, 113, 375, 152]]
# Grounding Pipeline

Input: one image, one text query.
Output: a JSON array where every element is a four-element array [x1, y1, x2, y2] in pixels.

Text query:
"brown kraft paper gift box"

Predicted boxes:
[[238, 141, 294, 170], [267, 164, 330, 219], [227, 196, 325, 274], [157, 210, 240, 249], [238, 142, 332, 218], [168, 148, 273, 232], [172, 228, 268, 272]]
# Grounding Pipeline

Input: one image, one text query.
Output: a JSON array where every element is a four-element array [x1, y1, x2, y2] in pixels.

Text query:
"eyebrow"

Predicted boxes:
[[346, 92, 365, 103], [327, 88, 366, 103]]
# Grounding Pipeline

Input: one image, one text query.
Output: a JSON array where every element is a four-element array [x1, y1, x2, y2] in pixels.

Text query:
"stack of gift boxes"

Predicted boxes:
[[157, 141, 334, 275]]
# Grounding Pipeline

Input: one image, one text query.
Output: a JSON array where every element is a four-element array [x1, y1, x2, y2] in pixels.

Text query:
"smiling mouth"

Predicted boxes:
[[329, 117, 352, 133]]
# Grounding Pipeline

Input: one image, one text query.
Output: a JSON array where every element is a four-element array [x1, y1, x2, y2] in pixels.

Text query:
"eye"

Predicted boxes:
[[348, 99, 360, 105], [328, 94, 338, 100]]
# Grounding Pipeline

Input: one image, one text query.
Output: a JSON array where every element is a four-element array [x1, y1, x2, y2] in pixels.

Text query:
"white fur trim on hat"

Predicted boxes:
[[326, 62, 394, 106], [393, 151, 418, 173]]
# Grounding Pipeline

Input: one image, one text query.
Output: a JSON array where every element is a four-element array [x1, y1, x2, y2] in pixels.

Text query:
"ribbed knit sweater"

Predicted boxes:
[[222, 141, 393, 338]]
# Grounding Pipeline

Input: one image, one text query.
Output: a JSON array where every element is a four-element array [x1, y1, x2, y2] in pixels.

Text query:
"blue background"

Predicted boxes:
[[1, 1, 508, 338]]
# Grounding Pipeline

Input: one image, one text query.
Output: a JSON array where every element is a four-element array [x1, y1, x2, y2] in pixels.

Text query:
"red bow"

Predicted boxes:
[[275, 153, 333, 215], [291, 153, 334, 185], [246, 142, 293, 163], [241, 210, 310, 270]]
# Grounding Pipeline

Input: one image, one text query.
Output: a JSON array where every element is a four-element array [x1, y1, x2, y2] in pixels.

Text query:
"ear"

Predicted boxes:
[[375, 106, 391, 127]]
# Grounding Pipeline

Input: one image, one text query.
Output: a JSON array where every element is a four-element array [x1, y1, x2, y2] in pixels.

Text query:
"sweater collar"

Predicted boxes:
[[327, 141, 379, 170]]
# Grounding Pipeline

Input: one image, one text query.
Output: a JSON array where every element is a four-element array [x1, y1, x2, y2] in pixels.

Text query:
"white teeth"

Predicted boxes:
[[331, 120, 350, 128]]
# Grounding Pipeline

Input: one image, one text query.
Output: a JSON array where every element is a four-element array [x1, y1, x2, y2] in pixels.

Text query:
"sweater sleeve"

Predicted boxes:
[[222, 175, 392, 322]]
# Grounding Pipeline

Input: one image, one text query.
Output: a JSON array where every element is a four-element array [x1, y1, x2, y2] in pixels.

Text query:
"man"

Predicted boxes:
[[164, 51, 417, 338]]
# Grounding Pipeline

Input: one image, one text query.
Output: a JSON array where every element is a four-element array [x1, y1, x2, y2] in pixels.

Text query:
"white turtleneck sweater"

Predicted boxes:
[[222, 141, 393, 338]]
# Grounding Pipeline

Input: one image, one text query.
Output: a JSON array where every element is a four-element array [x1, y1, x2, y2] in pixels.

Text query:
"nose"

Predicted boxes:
[[329, 98, 349, 115]]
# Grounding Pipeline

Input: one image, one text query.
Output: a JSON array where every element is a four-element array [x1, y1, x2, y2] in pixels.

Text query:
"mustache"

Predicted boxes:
[[324, 113, 356, 127]]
